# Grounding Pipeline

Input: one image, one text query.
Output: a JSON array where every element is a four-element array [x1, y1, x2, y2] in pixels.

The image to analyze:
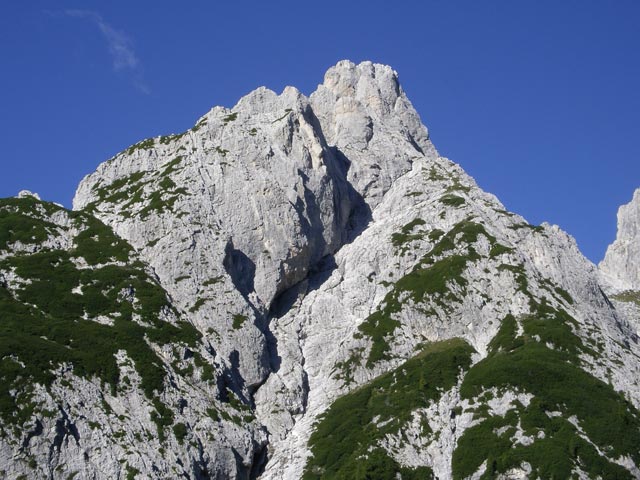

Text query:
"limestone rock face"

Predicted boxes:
[[73, 85, 357, 393], [71, 60, 438, 398], [3, 61, 640, 479], [600, 188, 640, 292], [255, 156, 640, 479], [310, 60, 438, 209], [0, 197, 267, 480], [600, 189, 640, 335]]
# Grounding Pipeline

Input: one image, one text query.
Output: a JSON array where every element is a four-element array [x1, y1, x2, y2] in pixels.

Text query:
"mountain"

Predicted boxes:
[[600, 188, 640, 292], [599, 188, 640, 341], [1, 60, 639, 479]]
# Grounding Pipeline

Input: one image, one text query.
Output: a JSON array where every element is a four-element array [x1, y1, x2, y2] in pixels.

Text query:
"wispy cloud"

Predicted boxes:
[[64, 10, 150, 94]]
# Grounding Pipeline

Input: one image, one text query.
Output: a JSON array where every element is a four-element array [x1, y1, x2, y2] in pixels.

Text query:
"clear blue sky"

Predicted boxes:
[[1, 1, 639, 263]]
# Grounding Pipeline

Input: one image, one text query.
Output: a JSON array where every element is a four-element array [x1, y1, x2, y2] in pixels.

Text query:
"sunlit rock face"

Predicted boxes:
[[600, 188, 640, 292], [599, 188, 640, 335]]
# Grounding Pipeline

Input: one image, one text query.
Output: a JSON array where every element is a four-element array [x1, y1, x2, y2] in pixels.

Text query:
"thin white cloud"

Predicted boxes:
[[65, 10, 150, 94]]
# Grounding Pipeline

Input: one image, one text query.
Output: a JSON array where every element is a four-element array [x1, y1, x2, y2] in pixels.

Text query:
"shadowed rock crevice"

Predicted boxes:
[[329, 146, 373, 241], [249, 442, 269, 479], [21, 418, 43, 450], [223, 243, 256, 300]]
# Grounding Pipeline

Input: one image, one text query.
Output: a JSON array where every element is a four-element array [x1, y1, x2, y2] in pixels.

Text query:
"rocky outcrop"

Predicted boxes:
[[255, 154, 640, 479], [0, 197, 266, 479], [71, 60, 438, 405], [600, 188, 640, 292], [310, 60, 438, 208], [600, 188, 640, 335]]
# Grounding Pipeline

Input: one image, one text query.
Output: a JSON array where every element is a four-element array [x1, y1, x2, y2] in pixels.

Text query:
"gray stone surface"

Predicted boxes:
[[600, 188, 640, 292]]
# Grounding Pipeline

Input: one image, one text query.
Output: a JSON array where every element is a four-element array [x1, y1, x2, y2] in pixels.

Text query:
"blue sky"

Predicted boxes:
[[1, 1, 639, 263]]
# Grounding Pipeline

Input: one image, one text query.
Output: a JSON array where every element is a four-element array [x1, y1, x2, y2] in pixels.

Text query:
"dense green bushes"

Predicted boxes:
[[304, 339, 474, 479], [453, 304, 640, 479], [0, 199, 201, 427], [390, 218, 426, 249]]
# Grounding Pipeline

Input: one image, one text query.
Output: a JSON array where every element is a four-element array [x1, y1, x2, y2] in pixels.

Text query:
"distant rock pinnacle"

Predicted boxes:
[[600, 188, 640, 292]]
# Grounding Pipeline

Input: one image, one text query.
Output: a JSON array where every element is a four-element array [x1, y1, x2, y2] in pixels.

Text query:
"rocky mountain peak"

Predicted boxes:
[[319, 60, 401, 115], [310, 60, 438, 209], [3, 61, 640, 480], [600, 188, 640, 292]]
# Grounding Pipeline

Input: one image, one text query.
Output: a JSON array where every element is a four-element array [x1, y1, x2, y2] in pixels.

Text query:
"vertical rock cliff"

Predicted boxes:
[[600, 188, 640, 335], [600, 188, 640, 292]]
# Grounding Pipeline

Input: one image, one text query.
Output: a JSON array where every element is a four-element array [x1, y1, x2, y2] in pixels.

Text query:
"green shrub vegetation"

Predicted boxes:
[[492, 208, 516, 217], [444, 177, 471, 194], [497, 263, 529, 295], [273, 110, 293, 123], [427, 229, 444, 241], [332, 347, 364, 386], [508, 222, 545, 234], [159, 132, 188, 145], [426, 167, 447, 181], [125, 464, 140, 480], [202, 276, 223, 286], [126, 138, 155, 155], [0, 198, 62, 250], [440, 194, 465, 207], [390, 218, 426, 250], [612, 290, 640, 306], [160, 156, 183, 176], [304, 339, 474, 479], [222, 112, 238, 123], [215, 146, 229, 156], [206, 407, 220, 422], [189, 297, 210, 313], [488, 243, 513, 258], [553, 286, 574, 305], [232, 314, 247, 330], [452, 302, 640, 479], [0, 200, 202, 428], [172, 422, 188, 445], [137, 186, 188, 219], [359, 221, 493, 366], [71, 213, 132, 265], [86, 171, 149, 212], [158, 177, 176, 190], [84, 159, 190, 218], [193, 352, 215, 382], [150, 397, 174, 442], [191, 118, 207, 132]]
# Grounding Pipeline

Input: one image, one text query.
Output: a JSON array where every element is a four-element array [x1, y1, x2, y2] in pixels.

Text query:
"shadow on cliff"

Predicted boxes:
[[236, 105, 374, 479], [223, 244, 256, 299], [226, 105, 372, 381], [265, 147, 371, 376]]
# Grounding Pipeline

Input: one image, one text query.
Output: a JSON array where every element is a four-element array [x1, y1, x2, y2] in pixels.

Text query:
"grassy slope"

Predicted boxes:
[[0, 197, 201, 433], [454, 304, 640, 479], [304, 339, 474, 479]]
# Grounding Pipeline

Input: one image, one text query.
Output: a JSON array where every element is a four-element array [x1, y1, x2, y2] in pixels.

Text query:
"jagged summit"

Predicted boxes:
[[3, 61, 640, 479], [311, 61, 438, 207], [600, 188, 640, 292]]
